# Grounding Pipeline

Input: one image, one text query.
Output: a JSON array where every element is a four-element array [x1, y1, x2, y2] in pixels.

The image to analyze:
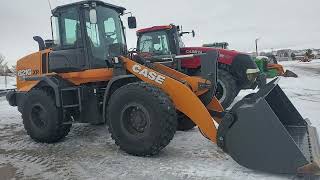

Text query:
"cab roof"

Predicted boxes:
[[52, 0, 126, 15], [137, 25, 173, 34]]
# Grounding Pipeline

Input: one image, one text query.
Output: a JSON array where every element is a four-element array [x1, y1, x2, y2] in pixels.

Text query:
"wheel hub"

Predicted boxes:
[[121, 103, 150, 135], [129, 107, 148, 132], [30, 104, 47, 129]]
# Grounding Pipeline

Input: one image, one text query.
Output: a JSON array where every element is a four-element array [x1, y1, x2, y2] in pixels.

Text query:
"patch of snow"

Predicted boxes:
[[0, 76, 16, 90], [0, 60, 320, 179]]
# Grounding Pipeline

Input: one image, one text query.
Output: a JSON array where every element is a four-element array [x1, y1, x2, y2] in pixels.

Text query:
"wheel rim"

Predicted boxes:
[[215, 79, 227, 103], [30, 104, 47, 129], [120, 103, 151, 136]]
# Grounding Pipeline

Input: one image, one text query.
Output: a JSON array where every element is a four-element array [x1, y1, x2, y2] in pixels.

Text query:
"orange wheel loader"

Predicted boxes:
[[6, 0, 320, 176]]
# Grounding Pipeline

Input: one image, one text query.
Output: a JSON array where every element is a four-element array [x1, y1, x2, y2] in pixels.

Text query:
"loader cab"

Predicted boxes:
[[136, 25, 181, 56], [49, 0, 135, 73]]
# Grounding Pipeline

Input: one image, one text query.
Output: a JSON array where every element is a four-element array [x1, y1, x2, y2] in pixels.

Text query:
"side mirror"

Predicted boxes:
[[192, 30, 195, 37], [177, 26, 181, 32], [128, 16, 137, 29], [89, 9, 97, 24]]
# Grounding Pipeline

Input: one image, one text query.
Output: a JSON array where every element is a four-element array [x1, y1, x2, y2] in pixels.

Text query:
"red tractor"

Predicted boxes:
[[136, 25, 264, 108]]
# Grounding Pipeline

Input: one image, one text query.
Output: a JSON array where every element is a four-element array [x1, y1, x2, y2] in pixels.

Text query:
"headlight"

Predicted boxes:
[[246, 68, 260, 82]]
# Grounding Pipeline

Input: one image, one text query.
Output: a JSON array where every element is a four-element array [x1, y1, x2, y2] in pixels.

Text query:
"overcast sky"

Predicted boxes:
[[0, 0, 319, 65]]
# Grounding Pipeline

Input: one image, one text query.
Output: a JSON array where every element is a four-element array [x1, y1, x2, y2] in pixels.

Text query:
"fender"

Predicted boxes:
[[102, 75, 138, 123], [23, 75, 66, 107]]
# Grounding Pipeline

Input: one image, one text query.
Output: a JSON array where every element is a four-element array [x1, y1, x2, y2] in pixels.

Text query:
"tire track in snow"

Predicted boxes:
[[0, 123, 109, 179]]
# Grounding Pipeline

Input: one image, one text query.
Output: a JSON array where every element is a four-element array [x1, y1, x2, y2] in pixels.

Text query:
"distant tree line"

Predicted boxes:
[[0, 53, 15, 76]]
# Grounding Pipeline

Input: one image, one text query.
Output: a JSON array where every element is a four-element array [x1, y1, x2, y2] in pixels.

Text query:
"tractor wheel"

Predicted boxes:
[[177, 113, 196, 131], [107, 82, 177, 156], [191, 69, 239, 109], [216, 70, 239, 109], [22, 89, 71, 143]]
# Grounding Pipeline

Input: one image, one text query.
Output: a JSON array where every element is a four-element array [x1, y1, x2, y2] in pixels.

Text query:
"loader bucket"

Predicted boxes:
[[283, 70, 298, 78], [217, 78, 320, 174]]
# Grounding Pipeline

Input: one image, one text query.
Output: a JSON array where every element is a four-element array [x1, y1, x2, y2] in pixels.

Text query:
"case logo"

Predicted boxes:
[[132, 65, 166, 84], [185, 50, 203, 54]]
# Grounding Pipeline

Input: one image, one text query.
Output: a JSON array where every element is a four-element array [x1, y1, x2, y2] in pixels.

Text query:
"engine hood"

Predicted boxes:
[[181, 47, 249, 65]]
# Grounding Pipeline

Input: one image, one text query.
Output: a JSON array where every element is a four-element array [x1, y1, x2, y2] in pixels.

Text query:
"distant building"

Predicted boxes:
[[259, 52, 267, 56], [247, 52, 257, 57], [276, 49, 292, 57], [310, 49, 320, 59], [276, 49, 293, 61]]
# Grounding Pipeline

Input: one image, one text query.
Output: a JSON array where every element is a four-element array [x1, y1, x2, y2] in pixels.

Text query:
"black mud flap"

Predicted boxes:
[[217, 78, 320, 174], [6, 91, 17, 106]]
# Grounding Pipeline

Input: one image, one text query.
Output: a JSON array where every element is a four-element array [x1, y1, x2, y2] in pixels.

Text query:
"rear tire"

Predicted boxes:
[[107, 82, 177, 156], [216, 70, 239, 109], [22, 89, 71, 143], [191, 69, 239, 109], [177, 113, 196, 131]]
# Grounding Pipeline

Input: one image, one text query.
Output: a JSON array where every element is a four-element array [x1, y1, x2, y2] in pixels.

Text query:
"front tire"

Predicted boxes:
[[107, 82, 177, 156], [22, 89, 71, 143]]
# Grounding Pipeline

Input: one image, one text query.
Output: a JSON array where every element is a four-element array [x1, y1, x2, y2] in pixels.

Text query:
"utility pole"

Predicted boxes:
[[4, 66, 7, 89], [255, 38, 259, 56]]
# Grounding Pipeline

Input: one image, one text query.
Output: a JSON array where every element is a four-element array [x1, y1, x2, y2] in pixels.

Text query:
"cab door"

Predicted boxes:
[[49, 6, 88, 73]]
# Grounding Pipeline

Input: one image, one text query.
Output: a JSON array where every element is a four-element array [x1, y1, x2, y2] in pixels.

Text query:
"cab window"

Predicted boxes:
[[138, 31, 171, 55], [104, 18, 121, 44], [86, 22, 101, 47], [59, 7, 81, 48], [85, 6, 126, 63]]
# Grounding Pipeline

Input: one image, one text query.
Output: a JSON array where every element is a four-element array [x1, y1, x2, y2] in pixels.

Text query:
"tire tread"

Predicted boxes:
[[107, 82, 177, 156], [22, 88, 71, 143]]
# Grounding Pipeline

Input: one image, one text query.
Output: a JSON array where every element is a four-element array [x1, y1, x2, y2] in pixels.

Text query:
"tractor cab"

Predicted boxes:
[[44, 0, 136, 73], [136, 25, 187, 57]]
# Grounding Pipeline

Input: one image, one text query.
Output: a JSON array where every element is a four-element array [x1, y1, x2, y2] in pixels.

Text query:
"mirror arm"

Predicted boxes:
[[179, 31, 195, 37], [122, 12, 133, 16]]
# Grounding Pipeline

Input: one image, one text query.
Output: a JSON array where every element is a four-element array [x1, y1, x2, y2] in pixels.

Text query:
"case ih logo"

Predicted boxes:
[[185, 50, 203, 54], [132, 65, 166, 84]]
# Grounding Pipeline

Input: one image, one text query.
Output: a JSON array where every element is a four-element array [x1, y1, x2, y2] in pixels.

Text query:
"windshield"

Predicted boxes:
[[138, 31, 170, 56], [85, 6, 126, 61]]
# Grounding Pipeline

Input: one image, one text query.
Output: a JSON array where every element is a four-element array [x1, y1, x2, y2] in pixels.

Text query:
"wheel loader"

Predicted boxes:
[[6, 0, 320, 176]]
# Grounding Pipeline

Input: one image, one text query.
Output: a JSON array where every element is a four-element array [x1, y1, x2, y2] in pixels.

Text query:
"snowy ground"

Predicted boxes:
[[0, 76, 16, 90], [0, 60, 320, 179]]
